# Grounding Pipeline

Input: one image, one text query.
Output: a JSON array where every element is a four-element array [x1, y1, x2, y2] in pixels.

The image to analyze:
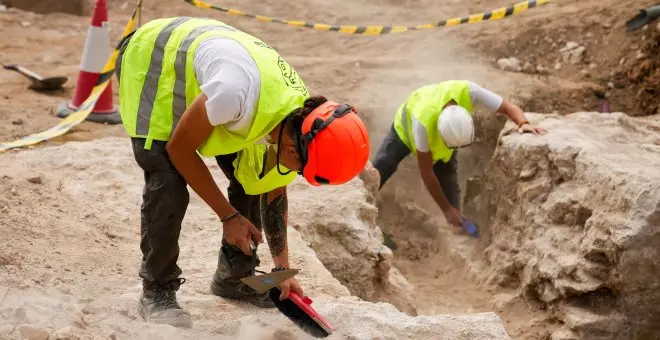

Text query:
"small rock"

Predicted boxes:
[[0, 5, 7, 12], [0, 324, 14, 335], [536, 65, 549, 75], [586, 32, 593, 38], [656, 21, 660, 33], [51, 326, 77, 340], [602, 21, 613, 28], [497, 57, 521, 72], [560, 42, 586, 64], [589, 63, 597, 69], [18, 324, 50, 340], [11, 119, 23, 125], [555, 63, 562, 70], [27, 176, 43, 184], [82, 305, 103, 315], [619, 57, 626, 65], [21, 21, 31, 27], [636, 50, 646, 60], [561, 41, 580, 51], [522, 62, 536, 74]]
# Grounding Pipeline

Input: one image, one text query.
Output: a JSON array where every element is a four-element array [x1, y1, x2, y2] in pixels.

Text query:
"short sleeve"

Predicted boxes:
[[468, 81, 504, 113], [411, 116, 430, 152], [193, 39, 252, 126]]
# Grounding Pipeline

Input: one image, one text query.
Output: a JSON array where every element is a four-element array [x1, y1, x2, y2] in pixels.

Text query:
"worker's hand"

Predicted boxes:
[[278, 277, 304, 301], [518, 123, 547, 135], [222, 214, 263, 256], [442, 206, 463, 228]]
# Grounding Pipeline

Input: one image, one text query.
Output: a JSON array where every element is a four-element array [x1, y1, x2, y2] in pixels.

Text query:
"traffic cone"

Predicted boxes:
[[56, 0, 121, 124]]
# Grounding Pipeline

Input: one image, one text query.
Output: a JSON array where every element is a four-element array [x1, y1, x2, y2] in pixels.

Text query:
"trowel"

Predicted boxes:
[[240, 268, 301, 293], [3, 64, 68, 91]]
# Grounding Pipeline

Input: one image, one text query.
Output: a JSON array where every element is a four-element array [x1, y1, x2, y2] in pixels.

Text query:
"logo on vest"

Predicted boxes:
[[277, 57, 308, 96], [253, 40, 274, 50]]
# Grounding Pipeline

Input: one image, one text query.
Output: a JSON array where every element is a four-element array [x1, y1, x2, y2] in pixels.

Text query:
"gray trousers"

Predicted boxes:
[[372, 124, 460, 209], [131, 138, 262, 284]]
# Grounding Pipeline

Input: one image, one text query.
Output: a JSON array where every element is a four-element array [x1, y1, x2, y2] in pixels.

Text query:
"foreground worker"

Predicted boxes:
[[372, 80, 546, 228], [115, 17, 370, 328]]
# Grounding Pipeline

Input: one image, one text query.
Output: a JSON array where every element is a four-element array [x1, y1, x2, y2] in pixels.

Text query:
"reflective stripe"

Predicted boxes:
[[400, 100, 412, 147], [80, 26, 111, 73], [171, 24, 235, 135], [136, 17, 191, 136]]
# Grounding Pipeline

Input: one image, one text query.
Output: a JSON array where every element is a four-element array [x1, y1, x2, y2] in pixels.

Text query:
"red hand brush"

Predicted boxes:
[[268, 287, 334, 338]]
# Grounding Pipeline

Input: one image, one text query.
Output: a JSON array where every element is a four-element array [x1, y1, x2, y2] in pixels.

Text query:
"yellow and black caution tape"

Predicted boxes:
[[185, 0, 550, 35], [0, 0, 143, 152]]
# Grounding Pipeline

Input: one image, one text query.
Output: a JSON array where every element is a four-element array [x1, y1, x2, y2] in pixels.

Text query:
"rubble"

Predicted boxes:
[[465, 112, 660, 339], [560, 42, 586, 64], [497, 57, 522, 72]]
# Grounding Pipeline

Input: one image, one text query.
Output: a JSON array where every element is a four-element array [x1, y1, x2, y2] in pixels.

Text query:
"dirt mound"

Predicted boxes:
[[622, 28, 660, 116], [0, 137, 512, 340], [2, 0, 89, 16], [464, 112, 660, 339], [452, 0, 660, 117]]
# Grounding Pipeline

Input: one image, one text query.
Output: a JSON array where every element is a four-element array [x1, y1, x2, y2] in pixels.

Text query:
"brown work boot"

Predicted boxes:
[[210, 242, 275, 308], [138, 278, 193, 328]]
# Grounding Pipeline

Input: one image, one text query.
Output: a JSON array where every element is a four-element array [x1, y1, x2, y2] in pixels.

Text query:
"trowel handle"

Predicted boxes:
[[3, 64, 44, 81]]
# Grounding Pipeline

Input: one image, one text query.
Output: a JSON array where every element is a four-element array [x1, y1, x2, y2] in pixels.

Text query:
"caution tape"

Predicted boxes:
[[0, 1, 143, 152], [185, 0, 550, 35]]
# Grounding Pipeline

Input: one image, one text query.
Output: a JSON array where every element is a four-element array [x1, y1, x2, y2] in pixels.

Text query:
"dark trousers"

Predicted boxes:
[[131, 138, 261, 284], [372, 124, 460, 209]]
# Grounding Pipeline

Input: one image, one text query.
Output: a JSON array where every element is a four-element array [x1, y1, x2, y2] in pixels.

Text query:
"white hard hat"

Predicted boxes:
[[437, 105, 474, 148]]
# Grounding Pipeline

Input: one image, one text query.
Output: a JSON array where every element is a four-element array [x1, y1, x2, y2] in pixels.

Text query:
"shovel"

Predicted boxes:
[[3, 64, 68, 91], [625, 5, 660, 32]]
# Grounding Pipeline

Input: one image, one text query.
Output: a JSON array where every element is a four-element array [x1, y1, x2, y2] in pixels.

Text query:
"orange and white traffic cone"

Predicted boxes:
[[55, 0, 121, 124]]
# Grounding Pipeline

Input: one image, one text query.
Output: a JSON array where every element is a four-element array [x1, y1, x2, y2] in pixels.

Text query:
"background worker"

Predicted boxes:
[[372, 80, 546, 229], [116, 17, 370, 328]]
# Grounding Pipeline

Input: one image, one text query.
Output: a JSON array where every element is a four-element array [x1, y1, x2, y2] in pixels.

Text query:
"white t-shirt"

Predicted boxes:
[[412, 82, 503, 152], [193, 37, 261, 137]]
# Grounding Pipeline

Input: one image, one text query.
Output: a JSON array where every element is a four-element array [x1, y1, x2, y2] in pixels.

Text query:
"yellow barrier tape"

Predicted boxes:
[[0, 0, 143, 152], [185, 0, 550, 35]]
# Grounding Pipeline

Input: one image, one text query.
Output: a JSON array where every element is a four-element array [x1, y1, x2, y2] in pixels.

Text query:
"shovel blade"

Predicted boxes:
[[29, 76, 68, 91]]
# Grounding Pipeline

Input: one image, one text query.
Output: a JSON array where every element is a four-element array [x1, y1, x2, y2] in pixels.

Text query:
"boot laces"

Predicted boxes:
[[152, 278, 186, 309]]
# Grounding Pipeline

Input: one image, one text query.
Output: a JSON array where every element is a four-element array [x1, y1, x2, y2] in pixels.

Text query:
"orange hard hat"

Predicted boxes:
[[293, 100, 370, 186]]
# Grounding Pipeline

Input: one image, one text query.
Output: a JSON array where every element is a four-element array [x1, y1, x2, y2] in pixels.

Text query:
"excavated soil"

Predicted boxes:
[[2, 0, 90, 16], [1, 0, 659, 339]]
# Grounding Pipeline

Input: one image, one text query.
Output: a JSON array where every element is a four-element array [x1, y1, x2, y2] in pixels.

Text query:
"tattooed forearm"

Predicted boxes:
[[261, 192, 287, 258]]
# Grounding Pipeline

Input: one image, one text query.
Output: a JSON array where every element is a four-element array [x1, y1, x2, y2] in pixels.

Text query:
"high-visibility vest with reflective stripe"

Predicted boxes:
[[393, 80, 473, 164], [118, 17, 306, 194]]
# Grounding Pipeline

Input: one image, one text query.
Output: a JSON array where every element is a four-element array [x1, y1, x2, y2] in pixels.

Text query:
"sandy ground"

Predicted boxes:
[[1, 0, 658, 339]]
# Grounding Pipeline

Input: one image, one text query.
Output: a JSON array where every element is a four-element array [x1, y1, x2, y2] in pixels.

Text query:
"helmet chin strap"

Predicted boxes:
[[276, 117, 294, 176]]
